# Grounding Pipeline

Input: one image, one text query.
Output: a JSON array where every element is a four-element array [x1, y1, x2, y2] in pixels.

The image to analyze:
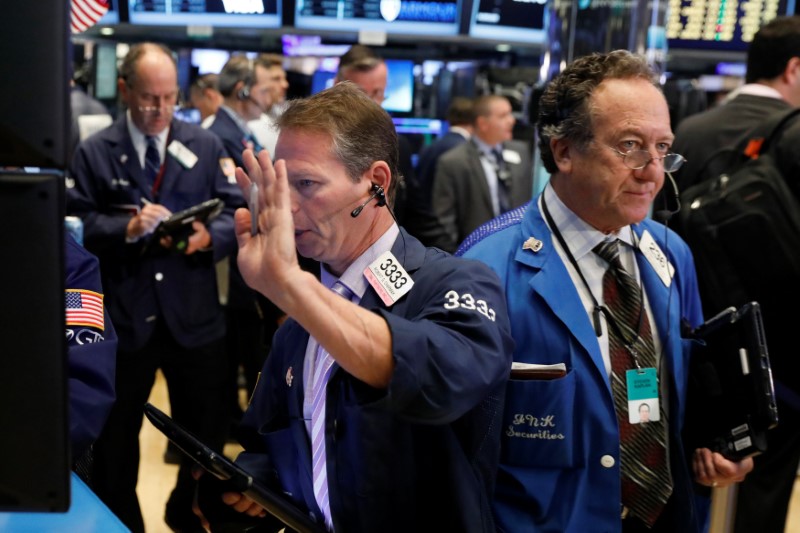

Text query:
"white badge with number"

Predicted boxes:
[[639, 230, 673, 287], [168, 140, 198, 169], [364, 251, 414, 306]]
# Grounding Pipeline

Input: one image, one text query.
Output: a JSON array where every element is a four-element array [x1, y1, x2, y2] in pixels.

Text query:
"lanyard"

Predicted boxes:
[[540, 193, 646, 365]]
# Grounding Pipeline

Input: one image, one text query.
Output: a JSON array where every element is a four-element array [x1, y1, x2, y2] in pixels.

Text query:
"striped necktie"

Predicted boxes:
[[594, 239, 673, 526], [143, 135, 161, 189], [310, 281, 353, 530]]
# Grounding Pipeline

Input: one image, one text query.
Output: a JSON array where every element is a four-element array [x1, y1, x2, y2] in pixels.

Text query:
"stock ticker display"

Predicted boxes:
[[667, 0, 791, 50], [294, 0, 462, 35]]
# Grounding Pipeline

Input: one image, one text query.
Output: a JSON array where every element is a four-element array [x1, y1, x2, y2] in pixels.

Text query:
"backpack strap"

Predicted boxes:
[[737, 107, 800, 159]]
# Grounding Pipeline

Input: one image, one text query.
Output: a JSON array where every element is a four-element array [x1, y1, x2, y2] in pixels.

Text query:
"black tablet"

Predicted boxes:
[[143, 403, 325, 533], [684, 302, 779, 461], [152, 198, 224, 252]]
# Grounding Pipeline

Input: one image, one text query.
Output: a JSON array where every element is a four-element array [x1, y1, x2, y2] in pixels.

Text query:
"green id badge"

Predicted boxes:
[[625, 367, 660, 424]]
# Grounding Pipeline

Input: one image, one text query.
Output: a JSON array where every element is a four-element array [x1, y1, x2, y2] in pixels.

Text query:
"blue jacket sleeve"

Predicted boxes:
[[65, 232, 117, 460]]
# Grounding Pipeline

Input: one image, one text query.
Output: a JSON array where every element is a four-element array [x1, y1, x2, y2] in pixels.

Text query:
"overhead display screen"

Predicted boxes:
[[468, 0, 546, 44], [666, 0, 793, 50], [128, 0, 281, 27], [294, 0, 462, 36]]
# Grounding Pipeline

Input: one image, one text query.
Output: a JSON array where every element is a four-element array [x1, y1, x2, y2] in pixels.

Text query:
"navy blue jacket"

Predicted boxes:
[[67, 116, 243, 351], [235, 230, 514, 532], [65, 231, 117, 460]]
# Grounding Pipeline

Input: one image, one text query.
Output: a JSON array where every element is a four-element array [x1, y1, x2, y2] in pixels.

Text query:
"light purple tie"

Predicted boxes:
[[311, 281, 353, 530]]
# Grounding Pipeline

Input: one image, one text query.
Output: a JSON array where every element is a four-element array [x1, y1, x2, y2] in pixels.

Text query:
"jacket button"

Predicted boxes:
[[155, 272, 164, 281], [601, 455, 616, 468]]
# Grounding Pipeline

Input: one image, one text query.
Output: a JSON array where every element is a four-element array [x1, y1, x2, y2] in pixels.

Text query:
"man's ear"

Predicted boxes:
[[118, 78, 129, 105], [550, 137, 573, 173], [365, 160, 391, 192]]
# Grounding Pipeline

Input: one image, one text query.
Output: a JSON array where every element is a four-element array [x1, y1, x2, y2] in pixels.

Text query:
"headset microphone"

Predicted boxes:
[[655, 171, 682, 222], [351, 184, 386, 218]]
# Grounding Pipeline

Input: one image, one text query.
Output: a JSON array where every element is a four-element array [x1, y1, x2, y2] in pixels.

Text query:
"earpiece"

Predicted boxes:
[[351, 183, 386, 217], [237, 85, 251, 101]]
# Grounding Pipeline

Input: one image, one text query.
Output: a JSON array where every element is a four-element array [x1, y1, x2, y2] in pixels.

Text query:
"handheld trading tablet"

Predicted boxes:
[[143, 403, 325, 533], [684, 302, 779, 461], [144, 198, 224, 254]]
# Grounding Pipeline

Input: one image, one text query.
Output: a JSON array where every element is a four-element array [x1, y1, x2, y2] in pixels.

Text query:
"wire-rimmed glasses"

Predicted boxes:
[[608, 146, 686, 172]]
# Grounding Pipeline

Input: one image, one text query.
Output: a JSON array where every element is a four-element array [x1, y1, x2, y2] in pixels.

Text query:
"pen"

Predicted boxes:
[[249, 182, 259, 236]]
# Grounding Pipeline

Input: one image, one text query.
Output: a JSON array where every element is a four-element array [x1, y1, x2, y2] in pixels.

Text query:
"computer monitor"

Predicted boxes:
[[293, 0, 462, 37], [0, 172, 70, 512], [383, 59, 415, 115], [128, 0, 281, 28], [93, 43, 119, 101], [310, 69, 337, 95], [468, 0, 547, 45]]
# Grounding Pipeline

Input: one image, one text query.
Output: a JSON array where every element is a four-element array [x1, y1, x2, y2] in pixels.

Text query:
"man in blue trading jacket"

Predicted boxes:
[[67, 42, 242, 532], [65, 230, 117, 467], [460, 51, 752, 532], [195, 82, 514, 533]]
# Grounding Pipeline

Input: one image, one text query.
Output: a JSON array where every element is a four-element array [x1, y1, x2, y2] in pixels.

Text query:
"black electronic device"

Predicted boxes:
[[0, 0, 70, 168], [143, 403, 325, 533], [684, 302, 779, 461], [0, 172, 70, 511], [145, 198, 224, 254]]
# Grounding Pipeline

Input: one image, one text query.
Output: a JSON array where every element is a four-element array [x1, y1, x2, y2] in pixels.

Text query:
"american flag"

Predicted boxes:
[[66, 289, 105, 331], [71, 0, 110, 34]]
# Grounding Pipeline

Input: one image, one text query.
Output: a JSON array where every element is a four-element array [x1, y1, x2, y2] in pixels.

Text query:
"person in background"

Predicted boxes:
[[335, 44, 450, 250], [209, 53, 285, 431], [67, 42, 242, 533], [189, 73, 224, 129], [415, 96, 475, 207], [661, 16, 800, 533], [248, 53, 290, 157], [70, 59, 113, 157], [65, 230, 117, 474], [460, 50, 752, 532], [433, 94, 533, 253], [194, 81, 513, 533]]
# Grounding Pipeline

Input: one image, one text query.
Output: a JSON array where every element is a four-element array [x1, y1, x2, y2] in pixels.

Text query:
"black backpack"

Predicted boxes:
[[676, 107, 800, 316]]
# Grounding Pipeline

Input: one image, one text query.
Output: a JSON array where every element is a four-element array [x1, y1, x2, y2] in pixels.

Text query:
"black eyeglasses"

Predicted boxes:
[[608, 146, 686, 172]]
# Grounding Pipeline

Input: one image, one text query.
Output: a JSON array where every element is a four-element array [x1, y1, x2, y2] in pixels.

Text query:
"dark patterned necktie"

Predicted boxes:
[[492, 148, 511, 213], [594, 239, 673, 526], [144, 135, 161, 188]]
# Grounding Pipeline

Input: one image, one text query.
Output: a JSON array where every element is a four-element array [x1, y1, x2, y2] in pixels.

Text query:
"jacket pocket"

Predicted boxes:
[[500, 370, 577, 468]]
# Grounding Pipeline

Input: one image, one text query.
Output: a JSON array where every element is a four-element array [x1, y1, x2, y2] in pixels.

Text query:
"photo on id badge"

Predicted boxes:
[[627, 368, 660, 424]]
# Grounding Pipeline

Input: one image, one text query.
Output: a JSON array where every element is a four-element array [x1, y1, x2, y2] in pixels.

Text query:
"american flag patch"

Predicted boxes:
[[65, 289, 104, 331], [71, 0, 109, 34]]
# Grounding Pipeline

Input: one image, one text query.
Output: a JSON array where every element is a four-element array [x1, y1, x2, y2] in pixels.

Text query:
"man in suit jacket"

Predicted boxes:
[[432, 94, 533, 252], [336, 44, 450, 249], [67, 42, 242, 533], [416, 96, 475, 208], [660, 16, 800, 533], [461, 50, 752, 533], [209, 53, 285, 424]]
